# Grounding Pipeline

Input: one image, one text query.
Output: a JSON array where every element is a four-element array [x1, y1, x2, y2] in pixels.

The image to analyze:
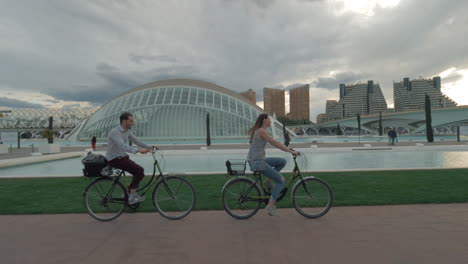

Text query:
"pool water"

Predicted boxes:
[[1, 135, 463, 147], [2, 149, 468, 177]]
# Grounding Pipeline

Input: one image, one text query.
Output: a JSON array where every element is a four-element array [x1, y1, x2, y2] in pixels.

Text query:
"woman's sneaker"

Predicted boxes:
[[128, 193, 145, 205], [265, 205, 277, 216]]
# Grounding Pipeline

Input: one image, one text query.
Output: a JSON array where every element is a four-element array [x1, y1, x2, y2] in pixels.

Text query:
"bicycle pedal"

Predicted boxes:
[[128, 203, 140, 209]]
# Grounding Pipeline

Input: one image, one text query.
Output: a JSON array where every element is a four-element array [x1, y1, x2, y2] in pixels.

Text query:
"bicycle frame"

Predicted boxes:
[[106, 151, 176, 203], [245, 155, 306, 202]]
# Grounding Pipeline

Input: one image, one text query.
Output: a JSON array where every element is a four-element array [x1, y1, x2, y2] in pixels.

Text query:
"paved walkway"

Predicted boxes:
[[1, 204, 468, 264]]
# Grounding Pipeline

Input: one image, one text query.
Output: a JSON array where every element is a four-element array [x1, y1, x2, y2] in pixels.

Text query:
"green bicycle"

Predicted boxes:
[[222, 152, 333, 219], [83, 149, 196, 221]]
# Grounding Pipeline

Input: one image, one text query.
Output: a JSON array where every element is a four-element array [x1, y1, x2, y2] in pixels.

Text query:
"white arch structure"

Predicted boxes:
[[292, 106, 468, 135]]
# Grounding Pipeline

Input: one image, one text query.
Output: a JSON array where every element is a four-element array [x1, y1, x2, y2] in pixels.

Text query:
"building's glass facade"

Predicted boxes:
[[76, 80, 286, 141], [393, 76, 457, 112], [327, 80, 387, 120]]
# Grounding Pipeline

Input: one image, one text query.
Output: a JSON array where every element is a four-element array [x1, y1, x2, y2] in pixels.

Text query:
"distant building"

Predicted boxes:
[[328, 80, 387, 120], [263, 87, 285, 117], [239, 89, 257, 105], [289, 84, 310, 120], [316, 113, 328, 124], [325, 100, 338, 119], [393, 76, 457, 112]]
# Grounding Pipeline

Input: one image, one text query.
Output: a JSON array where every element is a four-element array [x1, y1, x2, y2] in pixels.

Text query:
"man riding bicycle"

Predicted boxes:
[[105, 112, 157, 205]]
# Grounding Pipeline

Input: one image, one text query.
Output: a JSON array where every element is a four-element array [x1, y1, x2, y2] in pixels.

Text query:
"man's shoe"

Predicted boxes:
[[265, 205, 277, 216], [128, 193, 145, 205]]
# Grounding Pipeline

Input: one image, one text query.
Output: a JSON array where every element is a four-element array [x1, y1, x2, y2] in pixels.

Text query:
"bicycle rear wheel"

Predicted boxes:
[[222, 178, 262, 219], [152, 176, 196, 220], [83, 177, 127, 221], [292, 177, 333, 218]]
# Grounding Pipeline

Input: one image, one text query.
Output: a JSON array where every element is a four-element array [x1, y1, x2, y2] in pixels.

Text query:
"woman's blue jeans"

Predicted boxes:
[[248, 157, 286, 201]]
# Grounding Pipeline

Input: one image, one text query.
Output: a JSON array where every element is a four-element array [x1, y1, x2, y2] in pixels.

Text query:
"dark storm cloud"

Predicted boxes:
[[1, 0, 468, 119], [312, 72, 367, 89], [0, 97, 45, 108], [129, 54, 178, 64], [49, 62, 200, 104]]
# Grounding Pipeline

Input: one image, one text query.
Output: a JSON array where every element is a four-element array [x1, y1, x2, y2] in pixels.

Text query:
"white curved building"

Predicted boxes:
[[74, 79, 293, 141]]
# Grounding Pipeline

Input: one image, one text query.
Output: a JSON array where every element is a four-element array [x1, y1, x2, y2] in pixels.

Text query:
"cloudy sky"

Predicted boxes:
[[1, 0, 468, 120]]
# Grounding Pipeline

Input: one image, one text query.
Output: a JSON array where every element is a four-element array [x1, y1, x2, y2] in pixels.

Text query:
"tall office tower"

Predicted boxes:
[[325, 100, 338, 118], [289, 84, 310, 120], [393, 76, 457, 112], [263, 87, 285, 117], [239, 89, 257, 105], [316, 113, 328, 124], [328, 80, 388, 120]]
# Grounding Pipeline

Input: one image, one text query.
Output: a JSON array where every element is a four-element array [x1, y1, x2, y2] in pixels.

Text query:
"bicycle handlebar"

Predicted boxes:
[[289, 148, 301, 158]]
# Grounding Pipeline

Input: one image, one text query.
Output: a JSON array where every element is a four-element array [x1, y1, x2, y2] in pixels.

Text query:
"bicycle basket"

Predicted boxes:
[[81, 152, 108, 177], [225, 159, 246, 176]]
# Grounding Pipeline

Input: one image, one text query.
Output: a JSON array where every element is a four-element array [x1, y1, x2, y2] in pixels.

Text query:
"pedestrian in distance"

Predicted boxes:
[[91, 136, 97, 151]]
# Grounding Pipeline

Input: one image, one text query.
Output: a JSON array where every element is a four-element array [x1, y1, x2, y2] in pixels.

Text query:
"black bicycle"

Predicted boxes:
[[83, 149, 196, 221], [222, 152, 333, 219]]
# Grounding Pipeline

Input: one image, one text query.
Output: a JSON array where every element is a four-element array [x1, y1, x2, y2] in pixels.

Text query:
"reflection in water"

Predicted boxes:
[[0, 135, 463, 146], [2, 150, 468, 177]]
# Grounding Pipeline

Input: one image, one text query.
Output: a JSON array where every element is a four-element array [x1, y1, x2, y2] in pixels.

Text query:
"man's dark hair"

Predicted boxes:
[[120, 112, 134, 124]]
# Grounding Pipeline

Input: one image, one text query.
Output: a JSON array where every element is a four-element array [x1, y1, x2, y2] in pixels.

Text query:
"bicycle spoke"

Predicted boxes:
[[222, 178, 261, 219], [293, 178, 332, 218], [153, 176, 195, 220], [84, 178, 126, 221]]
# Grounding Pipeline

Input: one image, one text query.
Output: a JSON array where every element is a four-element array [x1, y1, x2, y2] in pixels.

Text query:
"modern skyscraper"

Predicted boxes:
[[289, 84, 310, 120], [316, 113, 328, 124], [393, 76, 457, 112], [263, 87, 285, 117], [328, 80, 387, 120], [239, 89, 257, 105], [325, 100, 338, 118]]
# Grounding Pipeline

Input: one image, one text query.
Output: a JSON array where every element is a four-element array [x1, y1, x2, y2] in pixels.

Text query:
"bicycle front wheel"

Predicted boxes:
[[292, 177, 333, 218], [152, 176, 196, 220], [222, 178, 262, 219], [83, 177, 127, 221]]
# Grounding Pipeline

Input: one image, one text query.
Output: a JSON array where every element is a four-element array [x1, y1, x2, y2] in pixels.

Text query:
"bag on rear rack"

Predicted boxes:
[[225, 159, 246, 176], [81, 152, 108, 177]]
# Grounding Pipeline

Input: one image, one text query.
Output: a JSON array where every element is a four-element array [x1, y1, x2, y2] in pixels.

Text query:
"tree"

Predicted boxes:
[[357, 113, 361, 144], [206, 112, 211, 146], [425, 94, 434, 142], [378, 112, 383, 136], [42, 116, 54, 144], [336, 123, 343, 135], [42, 129, 54, 144]]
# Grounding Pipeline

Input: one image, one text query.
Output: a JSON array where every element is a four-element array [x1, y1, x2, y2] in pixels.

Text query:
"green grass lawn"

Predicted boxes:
[[1, 169, 468, 214]]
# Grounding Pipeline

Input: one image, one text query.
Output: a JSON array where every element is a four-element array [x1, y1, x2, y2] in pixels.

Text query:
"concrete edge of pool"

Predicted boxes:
[[0, 152, 83, 169], [2, 166, 468, 179]]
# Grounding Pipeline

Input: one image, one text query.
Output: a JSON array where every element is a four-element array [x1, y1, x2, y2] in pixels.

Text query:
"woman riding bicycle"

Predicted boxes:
[[247, 113, 299, 216]]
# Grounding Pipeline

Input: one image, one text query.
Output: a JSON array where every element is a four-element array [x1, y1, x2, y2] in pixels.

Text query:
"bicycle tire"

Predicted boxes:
[[292, 177, 333, 218], [83, 177, 128, 221], [222, 177, 262, 219], [152, 176, 196, 220]]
